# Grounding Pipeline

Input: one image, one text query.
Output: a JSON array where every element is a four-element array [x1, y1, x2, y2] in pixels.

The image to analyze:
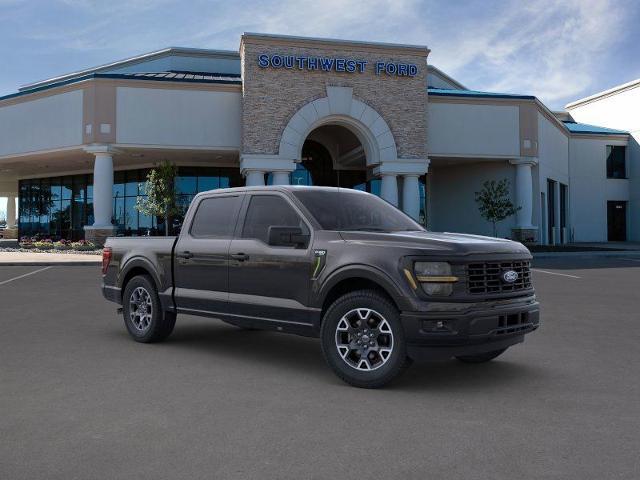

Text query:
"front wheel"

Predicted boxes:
[[455, 348, 508, 363], [321, 290, 410, 388], [122, 275, 176, 343]]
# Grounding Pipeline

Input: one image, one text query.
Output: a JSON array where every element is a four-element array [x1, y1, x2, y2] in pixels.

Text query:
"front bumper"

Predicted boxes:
[[400, 294, 540, 361]]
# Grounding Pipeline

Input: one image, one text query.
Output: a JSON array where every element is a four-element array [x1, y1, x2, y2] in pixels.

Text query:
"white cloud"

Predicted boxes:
[[426, 0, 631, 107], [2, 0, 635, 108]]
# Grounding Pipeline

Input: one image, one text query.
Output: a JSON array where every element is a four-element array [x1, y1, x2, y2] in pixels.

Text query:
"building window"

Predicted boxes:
[[606, 145, 626, 179], [18, 174, 92, 241], [18, 166, 242, 240]]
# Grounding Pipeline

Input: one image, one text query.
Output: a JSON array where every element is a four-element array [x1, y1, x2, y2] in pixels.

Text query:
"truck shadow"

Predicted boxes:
[[161, 319, 544, 391], [167, 321, 328, 375], [395, 358, 544, 392]]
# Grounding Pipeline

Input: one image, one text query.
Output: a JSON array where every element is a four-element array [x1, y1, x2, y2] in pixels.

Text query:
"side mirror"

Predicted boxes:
[[268, 226, 309, 247]]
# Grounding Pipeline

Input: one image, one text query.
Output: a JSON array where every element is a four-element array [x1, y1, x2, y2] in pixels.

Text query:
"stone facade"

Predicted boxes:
[[240, 35, 429, 161]]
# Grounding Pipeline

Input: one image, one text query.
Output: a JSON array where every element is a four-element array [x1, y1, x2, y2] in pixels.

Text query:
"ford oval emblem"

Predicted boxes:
[[501, 270, 519, 284]]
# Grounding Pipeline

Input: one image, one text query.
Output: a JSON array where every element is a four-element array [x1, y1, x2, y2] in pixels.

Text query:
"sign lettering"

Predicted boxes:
[[257, 54, 417, 77]]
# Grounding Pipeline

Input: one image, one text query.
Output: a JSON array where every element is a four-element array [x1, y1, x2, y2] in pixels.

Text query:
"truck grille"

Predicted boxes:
[[467, 260, 532, 295]]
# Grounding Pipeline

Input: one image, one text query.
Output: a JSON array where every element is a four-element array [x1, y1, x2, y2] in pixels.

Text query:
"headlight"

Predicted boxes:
[[413, 262, 457, 296]]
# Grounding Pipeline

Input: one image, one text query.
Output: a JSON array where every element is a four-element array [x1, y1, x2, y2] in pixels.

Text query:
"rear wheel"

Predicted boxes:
[[321, 290, 410, 388], [122, 275, 176, 343], [455, 348, 507, 363]]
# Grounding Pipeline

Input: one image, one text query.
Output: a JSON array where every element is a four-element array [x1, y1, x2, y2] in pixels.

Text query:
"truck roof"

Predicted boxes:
[[194, 185, 371, 197]]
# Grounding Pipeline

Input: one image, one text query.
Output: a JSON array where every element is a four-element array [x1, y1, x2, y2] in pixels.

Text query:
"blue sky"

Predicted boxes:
[[1, 0, 640, 216], [1, 0, 639, 108]]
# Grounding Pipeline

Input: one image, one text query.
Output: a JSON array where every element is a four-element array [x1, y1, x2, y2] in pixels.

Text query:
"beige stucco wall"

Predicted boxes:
[[429, 161, 517, 238], [116, 86, 242, 148], [240, 36, 428, 160], [427, 101, 520, 157], [0, 90, 83, 157]]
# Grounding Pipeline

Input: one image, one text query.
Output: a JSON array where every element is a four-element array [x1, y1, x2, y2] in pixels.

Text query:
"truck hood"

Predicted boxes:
[[338, 230, 531, 256]]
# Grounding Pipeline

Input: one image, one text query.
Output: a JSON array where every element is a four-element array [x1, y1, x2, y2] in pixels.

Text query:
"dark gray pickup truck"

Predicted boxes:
[[102, 186, 539, 388]]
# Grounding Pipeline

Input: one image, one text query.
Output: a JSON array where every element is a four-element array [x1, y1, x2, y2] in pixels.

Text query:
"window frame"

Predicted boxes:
[[238, 192, 313, 248], [606, 145, 627, 179], [187, 193, 244, 239]]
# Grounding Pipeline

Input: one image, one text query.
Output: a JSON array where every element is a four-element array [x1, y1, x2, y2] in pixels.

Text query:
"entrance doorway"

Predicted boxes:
[[291, 124, 381, 195], [607, 201, 627, 241]]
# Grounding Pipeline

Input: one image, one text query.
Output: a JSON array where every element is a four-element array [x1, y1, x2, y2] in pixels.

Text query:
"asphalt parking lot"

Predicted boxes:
[[1, 257, 639, 479]]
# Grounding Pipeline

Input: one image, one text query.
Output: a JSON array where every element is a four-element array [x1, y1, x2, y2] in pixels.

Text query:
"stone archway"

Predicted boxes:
[[240, 85, 429, 219], [278, 86, 398, 166]]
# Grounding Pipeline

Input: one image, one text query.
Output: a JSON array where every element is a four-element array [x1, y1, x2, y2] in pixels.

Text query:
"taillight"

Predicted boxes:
[[102, 247, 112, 275]]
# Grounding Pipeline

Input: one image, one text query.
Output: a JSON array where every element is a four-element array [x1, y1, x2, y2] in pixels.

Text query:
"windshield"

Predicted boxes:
[[292, 189, 424, 232]]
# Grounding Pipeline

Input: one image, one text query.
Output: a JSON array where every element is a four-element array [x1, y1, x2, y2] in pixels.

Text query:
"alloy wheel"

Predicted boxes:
[[335, 308, 394, 371], [129, 286, 153, 332]]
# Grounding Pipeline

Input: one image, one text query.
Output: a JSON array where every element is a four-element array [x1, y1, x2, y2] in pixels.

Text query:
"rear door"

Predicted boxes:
[[227, 192, 316, 327], [173, 193, 244, 315]]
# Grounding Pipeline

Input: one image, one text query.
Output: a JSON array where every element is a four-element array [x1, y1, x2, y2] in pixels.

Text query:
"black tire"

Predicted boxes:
[[320, 289, 411, 388], [122, 275, 176, 343], [455, 348, 508, 364]]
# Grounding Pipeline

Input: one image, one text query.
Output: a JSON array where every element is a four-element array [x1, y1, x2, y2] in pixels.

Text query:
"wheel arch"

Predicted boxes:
[[118, 258, 161, 297], [317, 266, 410, 327]]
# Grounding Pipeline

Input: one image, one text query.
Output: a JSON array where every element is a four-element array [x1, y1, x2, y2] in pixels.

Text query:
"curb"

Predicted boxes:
[[0, 261, 101, 266], [533, 251, 640, 258]]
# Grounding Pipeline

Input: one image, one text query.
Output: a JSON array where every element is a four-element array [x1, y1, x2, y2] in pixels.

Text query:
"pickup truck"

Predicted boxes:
[[101, 186, 540, 388]]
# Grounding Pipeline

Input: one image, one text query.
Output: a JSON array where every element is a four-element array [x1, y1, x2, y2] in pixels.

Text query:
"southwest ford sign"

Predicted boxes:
[[257, 54, 418, 77]]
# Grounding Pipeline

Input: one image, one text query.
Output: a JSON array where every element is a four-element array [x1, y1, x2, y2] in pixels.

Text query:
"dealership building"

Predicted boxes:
[[0, 33, 637, 244]]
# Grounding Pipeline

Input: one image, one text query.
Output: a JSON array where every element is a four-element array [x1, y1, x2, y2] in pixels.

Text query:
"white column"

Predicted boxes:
[[6, 195, 16, 228], [510, 159, 536, 229], [380, 174, 398, 206], [81, 146, 118, 244], [92, 152, 114, 227], [401, 175, 420, 220], [245, 170, 265, 187], [271, 171, 290, 185], [241, 154, 294, 188], [374, 159, 429, 212]]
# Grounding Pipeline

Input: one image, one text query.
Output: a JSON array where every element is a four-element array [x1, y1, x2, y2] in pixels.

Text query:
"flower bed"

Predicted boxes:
[[0, 247, 102, 255], [7, 236, 102, 255]]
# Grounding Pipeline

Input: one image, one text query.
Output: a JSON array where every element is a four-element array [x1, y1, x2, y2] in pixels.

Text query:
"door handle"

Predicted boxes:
[[231, 253, 249, 261], [178, 251, 194, 259]]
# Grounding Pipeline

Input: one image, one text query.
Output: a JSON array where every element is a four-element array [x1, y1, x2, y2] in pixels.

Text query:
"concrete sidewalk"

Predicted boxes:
[[0, 251, 102, 266]]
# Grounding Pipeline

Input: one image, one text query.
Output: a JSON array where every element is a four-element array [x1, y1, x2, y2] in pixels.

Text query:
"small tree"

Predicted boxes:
[[474, 179, 520, 237], [136, 161, 179, 236]]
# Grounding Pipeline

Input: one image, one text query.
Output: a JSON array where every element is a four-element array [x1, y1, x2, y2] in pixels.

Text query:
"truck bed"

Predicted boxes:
[[104, 236, 178, 309]]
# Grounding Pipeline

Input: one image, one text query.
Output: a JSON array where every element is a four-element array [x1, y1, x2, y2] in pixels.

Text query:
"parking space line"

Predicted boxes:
[[621, 258, 640, 263], [531, 268, 581, 279], [0, 266, 53, 286]]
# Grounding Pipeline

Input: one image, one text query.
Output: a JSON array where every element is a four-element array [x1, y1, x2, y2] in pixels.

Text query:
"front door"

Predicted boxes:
[[227, 193, 315, 328], [607, 201, 627, 241], [173, 193, 244, 315]]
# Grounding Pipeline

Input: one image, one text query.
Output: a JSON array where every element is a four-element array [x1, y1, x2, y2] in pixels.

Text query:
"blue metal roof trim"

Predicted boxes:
[[562, 121, 628, 135], [428, 87, 536, 100], [0, 72, 242, 102]]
